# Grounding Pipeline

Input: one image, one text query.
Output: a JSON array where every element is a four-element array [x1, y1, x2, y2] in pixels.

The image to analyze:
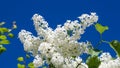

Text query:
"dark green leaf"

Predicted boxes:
[[49, 63, 55, 68], [67, 30, 73, 36], [72, 56, 76, 58], [0, 46, 6, 54], [110, 40, 120, 57], [86, 56, 101, 68]]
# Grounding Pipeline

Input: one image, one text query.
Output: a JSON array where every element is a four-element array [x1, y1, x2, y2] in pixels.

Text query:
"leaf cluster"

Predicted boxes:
[[0, 22, 15, 54], [17, 54, 35, 68]]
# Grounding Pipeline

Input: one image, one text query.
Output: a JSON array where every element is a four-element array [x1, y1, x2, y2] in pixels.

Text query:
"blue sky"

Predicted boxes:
[[0, 0, 120, 68]]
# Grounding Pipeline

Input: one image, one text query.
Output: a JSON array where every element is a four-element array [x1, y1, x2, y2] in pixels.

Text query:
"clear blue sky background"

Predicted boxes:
[[0, 0, 120, 68]]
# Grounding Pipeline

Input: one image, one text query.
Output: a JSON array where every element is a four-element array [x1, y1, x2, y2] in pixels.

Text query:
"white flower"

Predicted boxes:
[[78, 12, 98, 27], [18, 30, 41, 55], [62, 64, 74, 68], [99, 59, 120, 68], [33, 55, 43, 67], [72, 57, 88, 68], [75, 57, 82, 63], [38, 42, 56, 58], [18, 30, 32, 43], [99, 53, 120, 68], [19, 13, 98, 68], [51, 53, 64, 67], [23, 40, 33, 51], [32, 14, 49, 38], [99, 52, 112, 62]]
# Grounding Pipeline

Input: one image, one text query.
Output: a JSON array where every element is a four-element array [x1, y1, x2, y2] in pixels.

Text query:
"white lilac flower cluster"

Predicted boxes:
[[98, 52, 120, 68], [18, 13, 98, 68]]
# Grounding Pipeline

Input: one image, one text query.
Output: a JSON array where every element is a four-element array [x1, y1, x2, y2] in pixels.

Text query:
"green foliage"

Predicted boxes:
[[8, 33, 14, 38], [110, 40, 120, 57], [95, 23, 108, 34], [0, 35, 7, 40], [49, 63, 55, 68], [67, 30, 73, 36], [0, 22, 16, 55], [0, 35, 9, 45], [17, 57, 24, 62], [72, 56, 76, 58], [0, 40, 10, 45], [26, 54, 30, 59], [0, 46, 6, 54], [17, 55, 35, 68], [42, 66, 47, 68], [17, 63, 25, 68], [89, 48, 102, 57], [86, 56, 101, 68], [28, 62, 35, 68], [0, 27, 9, 34], [87, 47, 102, 68]]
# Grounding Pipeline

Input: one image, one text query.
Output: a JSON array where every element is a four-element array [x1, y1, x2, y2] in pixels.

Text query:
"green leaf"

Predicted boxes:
[[95, 23, 109, 34], [26, 54, 30, 59], [0, 40, 10, 45], [17, 63, 25, 68], [72, 56, 76, 58], [17, 57, 24, 62], [8, 33, 14, 38], [42, 66, 47, 68], [49, 63, 56, 68], [0, 46, 6, 54], [28, 62, 35, 68], [67, 30, 73, 36], [86, 56, 101, 68], [2, 28, 9, 32], [0, 28, 9, 34], [110, 40, 120, 57], [88, 48, 102, 57], [0, 35, 7, 40]]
